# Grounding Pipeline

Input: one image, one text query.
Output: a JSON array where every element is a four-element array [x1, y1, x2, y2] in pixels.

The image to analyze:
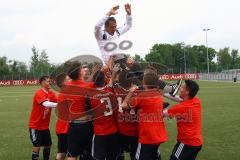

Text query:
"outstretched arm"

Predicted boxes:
[[94, 6, 119, 39], [42, 101, 58, 108], [117, 4, 132, 36]]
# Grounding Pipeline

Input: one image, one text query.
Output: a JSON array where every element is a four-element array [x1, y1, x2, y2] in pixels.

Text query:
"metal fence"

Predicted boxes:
[[199, 72, 240, 82], [0, 74, 36, 80]]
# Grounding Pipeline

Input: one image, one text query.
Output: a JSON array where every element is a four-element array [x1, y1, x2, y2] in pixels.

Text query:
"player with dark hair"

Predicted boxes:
[[29, 76, 57, 160], [112, 70, 139, 160], [55, 73, 70, 89], [90, 70, 121, 160], [94, 4, 132, 64], [163, 80, 202, 160], [55, 73, 71, 160], [61, 62, 95, 160], [122, 72, 168, 160]]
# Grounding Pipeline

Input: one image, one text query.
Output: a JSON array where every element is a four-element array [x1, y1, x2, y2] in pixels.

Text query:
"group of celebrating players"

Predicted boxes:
[[28, 4, 203, 160]]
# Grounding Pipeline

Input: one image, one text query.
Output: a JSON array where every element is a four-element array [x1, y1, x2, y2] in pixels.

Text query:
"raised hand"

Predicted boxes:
[[107, 5, 120, 16], [124, 3, 131, 15]]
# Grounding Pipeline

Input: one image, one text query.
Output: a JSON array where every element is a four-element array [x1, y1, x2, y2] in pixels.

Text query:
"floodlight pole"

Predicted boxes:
[[203, 28, 210, 74]]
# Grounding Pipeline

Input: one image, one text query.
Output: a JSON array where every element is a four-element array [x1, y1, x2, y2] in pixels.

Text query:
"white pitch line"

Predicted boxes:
[[0, 95, 33, 98], [201, 86, 240, 89], [199, 80, 240, 84], [0, 91, 33, 94]]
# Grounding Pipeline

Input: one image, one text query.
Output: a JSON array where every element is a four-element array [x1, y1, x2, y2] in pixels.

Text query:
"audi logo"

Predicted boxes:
[[13, 80, 24, 86], [159, 75, 169, 80], [184, 74, 197, 79]]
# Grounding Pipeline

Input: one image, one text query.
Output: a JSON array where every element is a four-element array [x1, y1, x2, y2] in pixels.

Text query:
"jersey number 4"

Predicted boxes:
[[117, 97, 135, 115]]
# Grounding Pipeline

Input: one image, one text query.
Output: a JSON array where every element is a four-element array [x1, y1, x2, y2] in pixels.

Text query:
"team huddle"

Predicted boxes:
[[28, 4, 203, 160]]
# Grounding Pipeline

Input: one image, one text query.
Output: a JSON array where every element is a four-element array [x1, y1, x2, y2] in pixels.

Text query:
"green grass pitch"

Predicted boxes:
[[0, 81, 240, 159]]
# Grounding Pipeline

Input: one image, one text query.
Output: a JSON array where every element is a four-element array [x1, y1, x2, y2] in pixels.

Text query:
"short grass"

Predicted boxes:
[[0, 81, 240, 159]]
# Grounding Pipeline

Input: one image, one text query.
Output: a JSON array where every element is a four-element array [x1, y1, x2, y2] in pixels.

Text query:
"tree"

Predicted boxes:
[[7, 60, 29, 79], [183, 45, 198, 73], [236, 57, 240, 68], [39, 49, 51, 75], [133, 54, 145, 62], [217, 47, 232, 70], [231, 49, 239, 69], [145, 43, 176, 67], [0, 56, 10, 76], [18, 62, 28, 74], [144, 43, 217, 73], [30, 46, 39, 76], [0, 56, 29, 80], [9, 60, 18, 74], [30, 46, 51, 78], [191, 45, 216, 72]]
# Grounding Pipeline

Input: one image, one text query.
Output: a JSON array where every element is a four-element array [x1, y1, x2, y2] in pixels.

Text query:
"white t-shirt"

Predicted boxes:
[[94, 15, 132, 63]]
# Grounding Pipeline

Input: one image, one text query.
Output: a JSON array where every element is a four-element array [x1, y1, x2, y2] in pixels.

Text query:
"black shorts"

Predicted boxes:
[[119, 133, 138, 160], [169, 142, 202, 160], [67, 122, 93, 158], [135, 143, 161, 160], [29, 128, 52, 147], [57, 134, 68, 153], [92, 132, 120, 160]]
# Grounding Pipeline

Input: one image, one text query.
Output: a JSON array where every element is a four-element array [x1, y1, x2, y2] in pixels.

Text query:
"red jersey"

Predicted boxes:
[[55, 119, 69, 134], [129, 89, 168, 144], [29, 88, 57, 130], [167, 96, 203, 146], [55, 96, 69, 134], [90, 87, 118, 135], [57, 80, 94, 121], [113, 84, 138, 136]]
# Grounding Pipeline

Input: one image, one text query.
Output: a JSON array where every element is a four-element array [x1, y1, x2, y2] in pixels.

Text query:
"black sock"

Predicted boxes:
[[32, 151, 39, 160], [43, 147, 51, 160]]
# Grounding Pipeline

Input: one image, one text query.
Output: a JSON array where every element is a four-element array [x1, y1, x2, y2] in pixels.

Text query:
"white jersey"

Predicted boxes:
[[94, 15, 132, 63]]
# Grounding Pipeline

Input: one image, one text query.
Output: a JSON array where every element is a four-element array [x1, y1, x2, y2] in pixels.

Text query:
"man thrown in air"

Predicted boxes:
[[94, 4, 132, 64]]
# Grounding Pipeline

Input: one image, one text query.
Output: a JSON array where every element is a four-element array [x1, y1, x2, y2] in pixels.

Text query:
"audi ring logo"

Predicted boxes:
[[160, 75, 170, 80], [184, 74, 197, 79], [13, 80, 24, 86]]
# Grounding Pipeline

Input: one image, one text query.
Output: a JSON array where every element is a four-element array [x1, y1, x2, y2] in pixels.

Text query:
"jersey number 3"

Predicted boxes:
[[100, 97, 113, 116]]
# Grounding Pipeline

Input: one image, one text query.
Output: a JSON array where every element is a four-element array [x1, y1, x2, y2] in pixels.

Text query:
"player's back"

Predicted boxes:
[[113, 83, 138, 137], [57, 80, 94, 121], [129, 89, 168, 144], [55, 95, 69, 134], [90, 87, 118, 135]]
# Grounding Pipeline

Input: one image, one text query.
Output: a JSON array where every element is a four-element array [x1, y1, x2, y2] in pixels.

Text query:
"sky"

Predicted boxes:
[[0, 0, 239, 65]]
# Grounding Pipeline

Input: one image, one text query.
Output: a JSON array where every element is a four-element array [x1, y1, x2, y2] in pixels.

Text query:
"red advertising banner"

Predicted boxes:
[[0, 74, 199, 87], [159, 73, 199, 80], [0, 79, 39, 87]]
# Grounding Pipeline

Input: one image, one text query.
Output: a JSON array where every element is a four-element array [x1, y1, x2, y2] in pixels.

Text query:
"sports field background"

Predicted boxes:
[[0, 81, 240, 159]]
